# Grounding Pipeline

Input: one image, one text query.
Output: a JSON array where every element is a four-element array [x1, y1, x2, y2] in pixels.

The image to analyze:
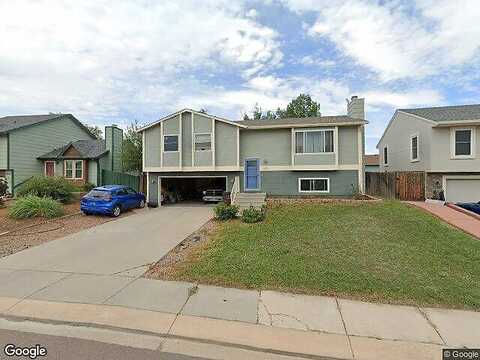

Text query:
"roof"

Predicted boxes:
[[0, 114, 96, 136], [138, 109, 367, 132], [236, 115, 366, 128], [364, 154, 379, 166], [399, 104, 480, 123], [38, 139, 108, 160]]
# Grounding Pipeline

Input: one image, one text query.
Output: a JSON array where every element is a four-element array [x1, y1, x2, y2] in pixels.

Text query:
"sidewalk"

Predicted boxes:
[[0, 270, 478, 359], [407, 201, 480, 239]]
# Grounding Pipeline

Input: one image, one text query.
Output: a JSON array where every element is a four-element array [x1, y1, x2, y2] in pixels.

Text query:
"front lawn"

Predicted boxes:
[[159, 201, 480, 310]]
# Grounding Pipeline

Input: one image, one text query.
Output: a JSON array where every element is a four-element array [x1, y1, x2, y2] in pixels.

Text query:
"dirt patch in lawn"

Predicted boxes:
[[0, 203, 135, 258], [144, 220, 218, 280]]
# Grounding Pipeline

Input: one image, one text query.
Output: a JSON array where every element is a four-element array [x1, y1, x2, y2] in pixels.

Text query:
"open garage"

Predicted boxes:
[[159, 176, 227, 204]]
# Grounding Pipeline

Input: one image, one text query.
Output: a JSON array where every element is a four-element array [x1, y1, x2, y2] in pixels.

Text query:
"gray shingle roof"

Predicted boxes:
[[0, 114, 66, 133], [38, 140, 108, 160], [236, 115, 366, 127], [400, 104, 480, 122]]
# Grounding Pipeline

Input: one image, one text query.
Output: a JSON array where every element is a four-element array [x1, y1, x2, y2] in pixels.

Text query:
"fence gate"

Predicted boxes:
[[366, 171, 425, 201], [101, 170, 140, 192]]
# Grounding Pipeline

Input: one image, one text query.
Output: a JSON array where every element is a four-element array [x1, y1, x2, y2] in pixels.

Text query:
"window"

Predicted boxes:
[[164, 135, 178, 152], [299, 178, 329, 193], [195, 133, 212, 151], [383, 146, 388, 165], [295, 130, 334, 154], [64, 160, 83, 179], [454, 129, 472, 157], [410, 134, 419, 162]]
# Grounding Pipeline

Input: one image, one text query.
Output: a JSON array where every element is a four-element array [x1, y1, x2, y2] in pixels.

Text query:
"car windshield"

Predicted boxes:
[[86, 190, 111, 199]]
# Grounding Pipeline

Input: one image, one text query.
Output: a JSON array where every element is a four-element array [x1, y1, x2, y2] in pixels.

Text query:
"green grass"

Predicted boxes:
[[172, 201, 480, 310]]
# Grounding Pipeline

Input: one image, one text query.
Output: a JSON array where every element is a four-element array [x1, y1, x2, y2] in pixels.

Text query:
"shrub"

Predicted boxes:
[[214, 203, 239, 220], [83, 182, 95, 192], [241, 205, 266, 223], [9, 195, 64, 219], [16, 176, 76, 203]]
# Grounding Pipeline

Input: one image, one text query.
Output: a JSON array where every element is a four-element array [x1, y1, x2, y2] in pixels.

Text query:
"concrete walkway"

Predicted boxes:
[[0, 270, 477, 359], [407, 201, 480, 239], [0, 206, 213, 275]]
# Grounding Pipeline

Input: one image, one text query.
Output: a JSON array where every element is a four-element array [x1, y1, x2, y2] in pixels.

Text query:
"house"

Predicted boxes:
[[364, 154, 380, 172], [139, 96, 367, 206], [377, 104, 480, 203], [0, 114, 123, 194]]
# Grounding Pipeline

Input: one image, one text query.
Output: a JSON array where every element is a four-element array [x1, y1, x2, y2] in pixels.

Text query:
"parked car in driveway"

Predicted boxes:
[[81, 185, 145, 217], [202, 189, 224, 203], [456, 202, 480, 215]]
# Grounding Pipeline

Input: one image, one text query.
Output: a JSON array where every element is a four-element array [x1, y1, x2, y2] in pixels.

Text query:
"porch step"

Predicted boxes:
[[233, 192, 266, 210]]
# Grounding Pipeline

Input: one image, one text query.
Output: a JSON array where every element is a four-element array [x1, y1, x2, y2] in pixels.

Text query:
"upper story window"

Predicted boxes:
[[164, 135, 178, 152], [410, 134, 419, 162], [453, 128, 474, 158], [195, 133, 212, 151], [383, 146, 388, 165], [295, 130, 334, 154]]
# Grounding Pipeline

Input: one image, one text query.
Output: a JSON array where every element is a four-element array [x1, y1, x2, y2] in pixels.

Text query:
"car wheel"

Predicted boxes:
[[112, 206, 121, 217], [138, 199, 145, 208]]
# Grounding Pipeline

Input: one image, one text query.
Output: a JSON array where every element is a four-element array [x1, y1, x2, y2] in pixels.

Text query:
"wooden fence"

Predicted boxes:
[[101, 170, 140, 192], [365, 171, 425, 201]]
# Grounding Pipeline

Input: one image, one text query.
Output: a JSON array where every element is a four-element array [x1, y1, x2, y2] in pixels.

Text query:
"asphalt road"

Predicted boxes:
[[0, 329, 207, 360]]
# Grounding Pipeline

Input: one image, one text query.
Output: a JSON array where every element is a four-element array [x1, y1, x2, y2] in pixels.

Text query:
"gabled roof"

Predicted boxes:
[[0, 113, 96, 137], [138, 109, 367, 132], [38, 139, 108, 160], [399, 104, 480, 123], [137, 108, 246, 132], [364, 154, 379, 166], [236, 115, 367, 128]]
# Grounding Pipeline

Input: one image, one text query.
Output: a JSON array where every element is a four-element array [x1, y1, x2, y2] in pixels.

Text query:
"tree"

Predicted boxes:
[[121, 120, 143, 173], [277, 94, 321, 118], [86, 125, 103, 139], [243, 103, 278, 121]]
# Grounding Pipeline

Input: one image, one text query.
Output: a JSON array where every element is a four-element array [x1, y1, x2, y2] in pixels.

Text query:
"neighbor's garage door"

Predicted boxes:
[[445, 178, 480, 203]]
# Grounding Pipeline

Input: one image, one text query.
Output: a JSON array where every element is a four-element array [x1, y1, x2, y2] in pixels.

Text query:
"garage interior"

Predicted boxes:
[[160, 177, 227, 204]]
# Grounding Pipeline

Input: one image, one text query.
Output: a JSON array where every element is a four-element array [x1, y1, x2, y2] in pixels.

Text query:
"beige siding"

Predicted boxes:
[[338, 126, 359, 164], [240, 129, 291, 166], [193, 114, 212, 133], [182, 112, 192, 167], [215, 121, 237, 166], [378, 112, 432, 172], [144, 124, 161, 167]]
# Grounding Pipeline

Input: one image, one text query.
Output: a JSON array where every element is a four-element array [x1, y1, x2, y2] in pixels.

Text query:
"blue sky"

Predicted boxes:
[[1, 0, 479, 153]]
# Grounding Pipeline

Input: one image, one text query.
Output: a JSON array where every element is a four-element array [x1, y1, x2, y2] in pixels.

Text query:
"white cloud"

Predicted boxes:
[[363, 89, 443, 110], [283, 0, 480, 80], [0, 0, 282, 123]]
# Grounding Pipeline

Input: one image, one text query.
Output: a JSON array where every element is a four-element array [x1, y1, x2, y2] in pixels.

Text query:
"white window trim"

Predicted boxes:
[[44, 161, 56, 176], [450, 127, 476, 159], [194, 132, 213, 152], [294, 129, 335, 155], [410, 133, 419, 162], [64, 160, 83, 180], [163, 134, 179, 153], [298, 178, 330, 193], [383, 145, 389, 166]]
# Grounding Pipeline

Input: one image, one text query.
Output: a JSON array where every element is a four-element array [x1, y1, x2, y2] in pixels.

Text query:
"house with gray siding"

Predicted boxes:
[[377, 104, 480, 203], [139, 96, 367, 206], [0, 114, 122, 194]]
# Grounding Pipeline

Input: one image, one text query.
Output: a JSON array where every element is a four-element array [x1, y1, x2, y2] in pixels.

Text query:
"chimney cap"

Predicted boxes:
[[351, 95, 358, 100]]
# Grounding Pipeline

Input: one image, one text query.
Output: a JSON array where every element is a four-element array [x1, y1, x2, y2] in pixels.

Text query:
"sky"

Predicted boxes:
[[1, 0, 479, 153]]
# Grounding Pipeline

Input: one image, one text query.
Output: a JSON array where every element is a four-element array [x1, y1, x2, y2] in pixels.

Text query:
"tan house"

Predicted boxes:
[[377, 104, 480, 203]]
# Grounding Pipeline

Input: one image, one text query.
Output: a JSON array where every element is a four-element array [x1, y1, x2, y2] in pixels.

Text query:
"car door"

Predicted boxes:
[[115, 188, 130, 209], [126, 188, 139, 208]]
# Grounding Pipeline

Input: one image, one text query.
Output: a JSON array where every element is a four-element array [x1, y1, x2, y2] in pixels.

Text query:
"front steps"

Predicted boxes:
[[233, 192, 266, 211]]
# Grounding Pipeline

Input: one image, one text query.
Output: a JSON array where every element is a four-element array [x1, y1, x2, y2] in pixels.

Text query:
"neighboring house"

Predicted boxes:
[[364, 154, 380, 172], [377, 104, 480, 203], [139, 96, 367, 206], [0, 114, 123, 194]]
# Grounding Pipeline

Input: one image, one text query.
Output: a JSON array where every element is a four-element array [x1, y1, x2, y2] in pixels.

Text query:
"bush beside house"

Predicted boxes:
[[16, 176, 76, 203], [9, 195, 64, 219]]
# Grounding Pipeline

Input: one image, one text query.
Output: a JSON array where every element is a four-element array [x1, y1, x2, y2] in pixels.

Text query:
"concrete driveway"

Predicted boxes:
[[0, 206, 213, 275]]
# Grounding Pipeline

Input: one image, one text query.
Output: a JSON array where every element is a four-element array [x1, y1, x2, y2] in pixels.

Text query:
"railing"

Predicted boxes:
[[231, 176, 240, 204]]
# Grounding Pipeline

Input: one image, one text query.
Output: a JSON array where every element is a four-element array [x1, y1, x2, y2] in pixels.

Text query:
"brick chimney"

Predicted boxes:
[[346, 95, 365, 120]]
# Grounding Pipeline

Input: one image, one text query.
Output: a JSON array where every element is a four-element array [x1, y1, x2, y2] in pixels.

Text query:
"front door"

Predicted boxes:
[[244, 159, 260, 191], [45, 161, 55, 177]]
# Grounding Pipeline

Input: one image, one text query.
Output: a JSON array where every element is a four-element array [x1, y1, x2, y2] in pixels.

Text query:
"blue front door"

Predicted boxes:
[[245, 159, 260, 191]]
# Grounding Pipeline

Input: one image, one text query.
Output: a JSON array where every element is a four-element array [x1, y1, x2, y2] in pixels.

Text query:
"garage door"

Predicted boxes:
[[445, 178, 480, 203]]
